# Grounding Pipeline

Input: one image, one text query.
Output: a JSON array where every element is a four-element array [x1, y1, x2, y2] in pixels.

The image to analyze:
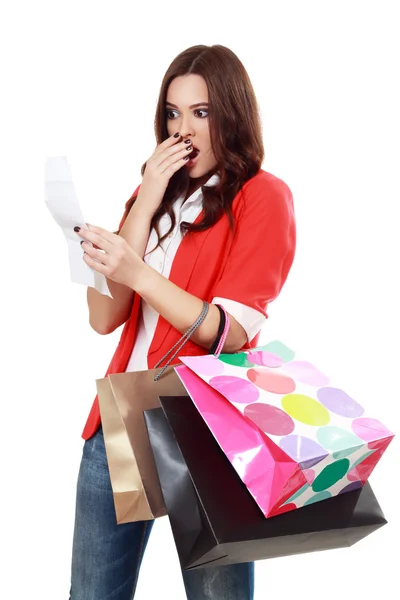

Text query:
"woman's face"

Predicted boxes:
[[165, 74, 218, 179]]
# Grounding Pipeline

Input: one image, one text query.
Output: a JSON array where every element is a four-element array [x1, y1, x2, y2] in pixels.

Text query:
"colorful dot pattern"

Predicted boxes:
[[179, 341, 394, 516]]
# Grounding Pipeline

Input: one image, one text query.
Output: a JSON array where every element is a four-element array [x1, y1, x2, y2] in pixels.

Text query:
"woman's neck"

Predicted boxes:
[[184, 172, 215, 202]]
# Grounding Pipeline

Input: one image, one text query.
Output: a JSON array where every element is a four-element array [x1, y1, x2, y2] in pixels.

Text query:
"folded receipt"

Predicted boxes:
[[45, 156, 112, 297]]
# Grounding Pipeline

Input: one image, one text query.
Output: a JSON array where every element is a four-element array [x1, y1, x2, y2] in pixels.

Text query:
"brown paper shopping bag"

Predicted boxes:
[[96, 300, 226, 524], [96, 366, 188, 524]]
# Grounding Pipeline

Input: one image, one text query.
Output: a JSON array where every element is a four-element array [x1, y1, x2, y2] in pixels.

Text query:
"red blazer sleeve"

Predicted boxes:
[[212, 173, 296, 318]]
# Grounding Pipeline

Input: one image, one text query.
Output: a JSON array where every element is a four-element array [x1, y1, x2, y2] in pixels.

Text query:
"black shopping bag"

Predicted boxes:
[[143, 396, 387, 570]]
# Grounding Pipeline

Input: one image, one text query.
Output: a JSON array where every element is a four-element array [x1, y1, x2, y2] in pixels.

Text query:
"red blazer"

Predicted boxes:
[[82, 169, 296, 440]]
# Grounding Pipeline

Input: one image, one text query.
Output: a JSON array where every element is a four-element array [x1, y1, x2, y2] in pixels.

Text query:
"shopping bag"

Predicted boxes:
[[144, 395, 387, 570], [176, 340, 394, 517], [96, 367, 188, 523], [96, 300, 229, 524]]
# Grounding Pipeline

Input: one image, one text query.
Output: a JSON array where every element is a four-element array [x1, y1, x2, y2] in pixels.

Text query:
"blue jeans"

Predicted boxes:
[[69, 426, 254, 600]]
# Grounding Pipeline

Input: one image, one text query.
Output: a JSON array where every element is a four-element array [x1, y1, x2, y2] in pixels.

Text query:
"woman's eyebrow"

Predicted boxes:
[[165, 101, 209, 109]]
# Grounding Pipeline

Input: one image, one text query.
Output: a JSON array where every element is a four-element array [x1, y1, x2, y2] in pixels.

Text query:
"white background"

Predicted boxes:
[[1, 1, 399, 598]]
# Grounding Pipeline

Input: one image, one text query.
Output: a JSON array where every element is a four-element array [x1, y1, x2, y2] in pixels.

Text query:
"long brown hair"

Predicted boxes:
[[121, 44, 264, 246]]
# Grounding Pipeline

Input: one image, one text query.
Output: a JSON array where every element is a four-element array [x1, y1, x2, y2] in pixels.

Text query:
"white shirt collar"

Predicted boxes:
[[203, 171, 220, 187]]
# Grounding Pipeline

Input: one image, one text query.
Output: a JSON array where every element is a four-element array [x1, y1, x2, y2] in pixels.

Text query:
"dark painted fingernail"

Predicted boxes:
[[74, 226, 80, 232], [185, 139, 191, 144], [173, 132, 180, 138], [184, 156, 190, 161], [80, 240, 84, 245], [186, 146, 192, 151]]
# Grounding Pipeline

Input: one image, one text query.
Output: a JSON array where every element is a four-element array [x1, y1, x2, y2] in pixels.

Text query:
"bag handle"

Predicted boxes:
[[209, 304, 230, 357], [153, 302, 230, 382], [153, 301, 210, 381], [213, 304, 230, 357], [208, 304, 226, 355]]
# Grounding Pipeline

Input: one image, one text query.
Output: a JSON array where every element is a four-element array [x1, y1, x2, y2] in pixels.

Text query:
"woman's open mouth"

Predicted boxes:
[[185, 147, 200, 167]]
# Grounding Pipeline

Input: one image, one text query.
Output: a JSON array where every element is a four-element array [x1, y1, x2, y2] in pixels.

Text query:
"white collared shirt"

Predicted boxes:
[[126, 173, 265, 372]]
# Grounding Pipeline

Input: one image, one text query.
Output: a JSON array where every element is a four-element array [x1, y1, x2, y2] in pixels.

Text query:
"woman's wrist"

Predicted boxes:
[[128, 259, 151, 293], [132, 261, 158, 295], [119, 203, 153, 238], [131, 193, 161, 221]]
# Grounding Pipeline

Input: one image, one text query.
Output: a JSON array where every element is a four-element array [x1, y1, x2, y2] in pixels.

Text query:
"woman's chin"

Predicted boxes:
[[186, 165, 202, 178], [186, 162, 209, 179]]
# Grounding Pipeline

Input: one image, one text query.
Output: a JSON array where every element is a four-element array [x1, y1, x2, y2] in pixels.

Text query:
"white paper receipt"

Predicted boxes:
[[45, 156, 112, 297]]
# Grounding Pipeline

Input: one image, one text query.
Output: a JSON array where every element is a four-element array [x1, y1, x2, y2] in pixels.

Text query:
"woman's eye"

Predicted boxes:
[[165, 108, 208, 119], [195, 109, 208, 118]]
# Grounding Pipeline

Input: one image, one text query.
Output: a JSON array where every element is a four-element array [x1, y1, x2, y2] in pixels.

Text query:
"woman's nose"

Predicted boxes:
[[180, 117, 195, 138]]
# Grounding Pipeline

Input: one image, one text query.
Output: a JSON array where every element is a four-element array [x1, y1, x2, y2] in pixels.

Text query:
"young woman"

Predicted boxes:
[[70, 44, 296, 600]]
